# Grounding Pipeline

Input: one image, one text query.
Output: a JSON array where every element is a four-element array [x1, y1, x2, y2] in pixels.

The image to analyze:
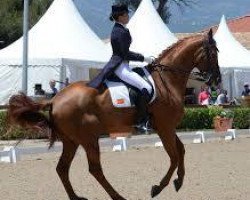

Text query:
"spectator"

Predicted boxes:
[[210, 86, 218, 104], [53, 78, 70, 88], [65, 77, 70, 87], [242, 82, 250, 97], [198, 85, 211, 105], [34, 84, 45, 95], [215, 89, 228, 105], [46, 80, 58, 98]]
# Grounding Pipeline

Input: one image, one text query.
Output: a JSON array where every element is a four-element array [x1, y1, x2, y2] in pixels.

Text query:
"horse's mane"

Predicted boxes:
[[156, 34, 204, 62]]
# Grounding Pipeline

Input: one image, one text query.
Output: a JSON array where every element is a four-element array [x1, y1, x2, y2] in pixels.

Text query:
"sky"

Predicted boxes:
[[74, 0, 250, 39]]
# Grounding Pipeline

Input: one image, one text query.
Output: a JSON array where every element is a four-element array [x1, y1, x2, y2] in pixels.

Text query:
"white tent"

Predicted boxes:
[[106, 0, 178, 62], [127, 0, 177, 57], [0, 0, 110, 104], [214, 15, 250, 98]]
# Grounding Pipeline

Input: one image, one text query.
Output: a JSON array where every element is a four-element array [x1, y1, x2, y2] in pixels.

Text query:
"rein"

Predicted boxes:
[[150, 63, 210, 82], [149, 63, 210, 98], [147, 34, 219, 97]]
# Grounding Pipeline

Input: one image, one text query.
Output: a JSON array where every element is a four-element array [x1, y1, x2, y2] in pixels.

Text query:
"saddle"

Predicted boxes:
[[104, 67, 156, 108]]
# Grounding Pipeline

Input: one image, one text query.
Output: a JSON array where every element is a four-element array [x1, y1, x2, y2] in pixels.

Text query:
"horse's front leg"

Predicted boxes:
[[56, 138, 86, 200], [174, 136, 185, 192], [84, 138, 126, 200], [151, 128, 179, 198]]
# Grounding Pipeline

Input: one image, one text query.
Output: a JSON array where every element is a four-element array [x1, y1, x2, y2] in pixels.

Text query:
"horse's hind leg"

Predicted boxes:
[[56, 138, 86, 200], [173, 136, 185, 192], [84, 138, 126, 200], [151, 129, 179, 198]]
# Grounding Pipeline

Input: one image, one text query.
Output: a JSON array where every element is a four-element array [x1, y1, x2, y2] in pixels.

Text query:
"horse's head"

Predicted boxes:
[[193, 29, 221, 86]]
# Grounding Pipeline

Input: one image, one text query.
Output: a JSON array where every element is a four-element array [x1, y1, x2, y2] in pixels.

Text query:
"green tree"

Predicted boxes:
[[114, 0, 194, 24], [0, 0, 53, 49]]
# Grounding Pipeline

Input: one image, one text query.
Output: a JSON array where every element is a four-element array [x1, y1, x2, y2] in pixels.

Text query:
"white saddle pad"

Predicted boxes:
[[105, 68, 156, 108]]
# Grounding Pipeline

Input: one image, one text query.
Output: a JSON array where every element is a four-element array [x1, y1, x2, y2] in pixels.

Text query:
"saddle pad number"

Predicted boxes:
[[116, 98, 125, 104]]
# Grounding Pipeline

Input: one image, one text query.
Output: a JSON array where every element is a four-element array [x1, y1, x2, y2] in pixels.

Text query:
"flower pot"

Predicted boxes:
[[213, 117, 233, 132], [241, 96, 250, 107]]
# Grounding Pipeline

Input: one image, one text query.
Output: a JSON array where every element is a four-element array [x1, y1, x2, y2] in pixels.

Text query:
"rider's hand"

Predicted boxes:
[[144, 56, 154, 64]]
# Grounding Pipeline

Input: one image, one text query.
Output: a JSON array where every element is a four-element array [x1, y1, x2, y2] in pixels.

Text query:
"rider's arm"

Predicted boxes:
[[119, 31, 144, 62]]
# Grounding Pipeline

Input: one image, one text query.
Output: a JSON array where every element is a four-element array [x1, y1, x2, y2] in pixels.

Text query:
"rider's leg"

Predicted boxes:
[[114, 62, 152, 95], [115, 62, 152, 128]]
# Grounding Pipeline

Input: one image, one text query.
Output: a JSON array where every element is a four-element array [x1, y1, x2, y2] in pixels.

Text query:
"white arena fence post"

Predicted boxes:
[[0, 146, 19, 163], [0, 145, 62, 164], [193, 131, 205, 144], [225, 129, 236, 141], [112, 137, 128, 151]]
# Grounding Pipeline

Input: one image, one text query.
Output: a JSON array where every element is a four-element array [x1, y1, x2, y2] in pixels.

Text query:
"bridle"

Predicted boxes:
[[149, 38, 218, 84], [150, 63, 211, 82]]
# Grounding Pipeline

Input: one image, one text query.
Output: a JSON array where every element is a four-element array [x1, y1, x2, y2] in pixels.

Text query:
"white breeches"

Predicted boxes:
[[114, 62, 152, 94]]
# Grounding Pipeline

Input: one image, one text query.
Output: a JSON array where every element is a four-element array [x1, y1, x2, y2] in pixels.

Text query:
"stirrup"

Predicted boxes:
[[134, 119, 151, 132], [134, 114, 150, 129], [133, 123, 147, 132]]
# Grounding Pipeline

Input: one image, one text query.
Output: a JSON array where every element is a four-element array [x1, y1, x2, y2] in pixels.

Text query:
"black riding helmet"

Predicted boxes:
[[109, 4, 129, 21]]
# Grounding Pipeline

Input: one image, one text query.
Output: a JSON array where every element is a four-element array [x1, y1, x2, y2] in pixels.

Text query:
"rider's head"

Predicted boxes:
[[49, 79, 56, 88], [244, 82, 249, 88], [109, 4, 129, 25]]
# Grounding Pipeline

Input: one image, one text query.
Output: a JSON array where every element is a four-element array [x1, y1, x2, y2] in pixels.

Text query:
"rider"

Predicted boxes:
[[88, 4, 154, 129]]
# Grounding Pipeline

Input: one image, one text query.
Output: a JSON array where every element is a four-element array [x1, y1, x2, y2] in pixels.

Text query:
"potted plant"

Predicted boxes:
[[213, 109, 234, 132], [241, 96, 250, 107]]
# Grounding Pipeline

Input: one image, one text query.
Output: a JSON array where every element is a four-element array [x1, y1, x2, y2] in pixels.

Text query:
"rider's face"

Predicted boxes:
[[118, 12, 129, 25]]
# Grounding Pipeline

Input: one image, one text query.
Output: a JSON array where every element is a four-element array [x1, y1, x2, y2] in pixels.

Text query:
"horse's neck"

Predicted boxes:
[[155, 38, 203, 102]]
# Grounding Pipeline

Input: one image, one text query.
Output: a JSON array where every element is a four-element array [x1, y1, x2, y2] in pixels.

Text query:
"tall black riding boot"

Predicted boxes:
[[134, 88, 151, 130]]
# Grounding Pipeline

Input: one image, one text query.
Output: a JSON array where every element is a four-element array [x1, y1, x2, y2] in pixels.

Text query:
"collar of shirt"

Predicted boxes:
[[115, 22, 127, 29]]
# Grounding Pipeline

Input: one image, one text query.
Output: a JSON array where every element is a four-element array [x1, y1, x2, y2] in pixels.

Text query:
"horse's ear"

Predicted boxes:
[[208, 28, 214, 44]]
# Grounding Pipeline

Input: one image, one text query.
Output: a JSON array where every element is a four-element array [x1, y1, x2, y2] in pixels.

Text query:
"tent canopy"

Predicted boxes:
[[214, 15, 250, 69], [0, 0, 110, 65], [214, 15, 250, 98], [127, 0, 177, 57], [0, 0, 110, 104]]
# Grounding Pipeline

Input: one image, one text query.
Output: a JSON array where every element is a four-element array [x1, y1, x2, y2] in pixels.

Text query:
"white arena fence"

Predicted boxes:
[[0, 128, 245, 164], [0, 145, 62, 163]]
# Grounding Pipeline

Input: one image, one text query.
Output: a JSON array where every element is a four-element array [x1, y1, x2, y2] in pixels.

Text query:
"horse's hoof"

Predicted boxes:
[[71, 197, 87, 200], [173, 178, 183, 192], [113, 196, 126, 200], [151, 185, 161, 198]]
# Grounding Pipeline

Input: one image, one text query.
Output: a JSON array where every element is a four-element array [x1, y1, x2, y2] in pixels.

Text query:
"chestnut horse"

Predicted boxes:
[[7, 29, 221, 200]]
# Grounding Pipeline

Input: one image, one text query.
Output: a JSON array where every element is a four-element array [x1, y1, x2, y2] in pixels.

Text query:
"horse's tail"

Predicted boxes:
[[7, 92, 56, 148]]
